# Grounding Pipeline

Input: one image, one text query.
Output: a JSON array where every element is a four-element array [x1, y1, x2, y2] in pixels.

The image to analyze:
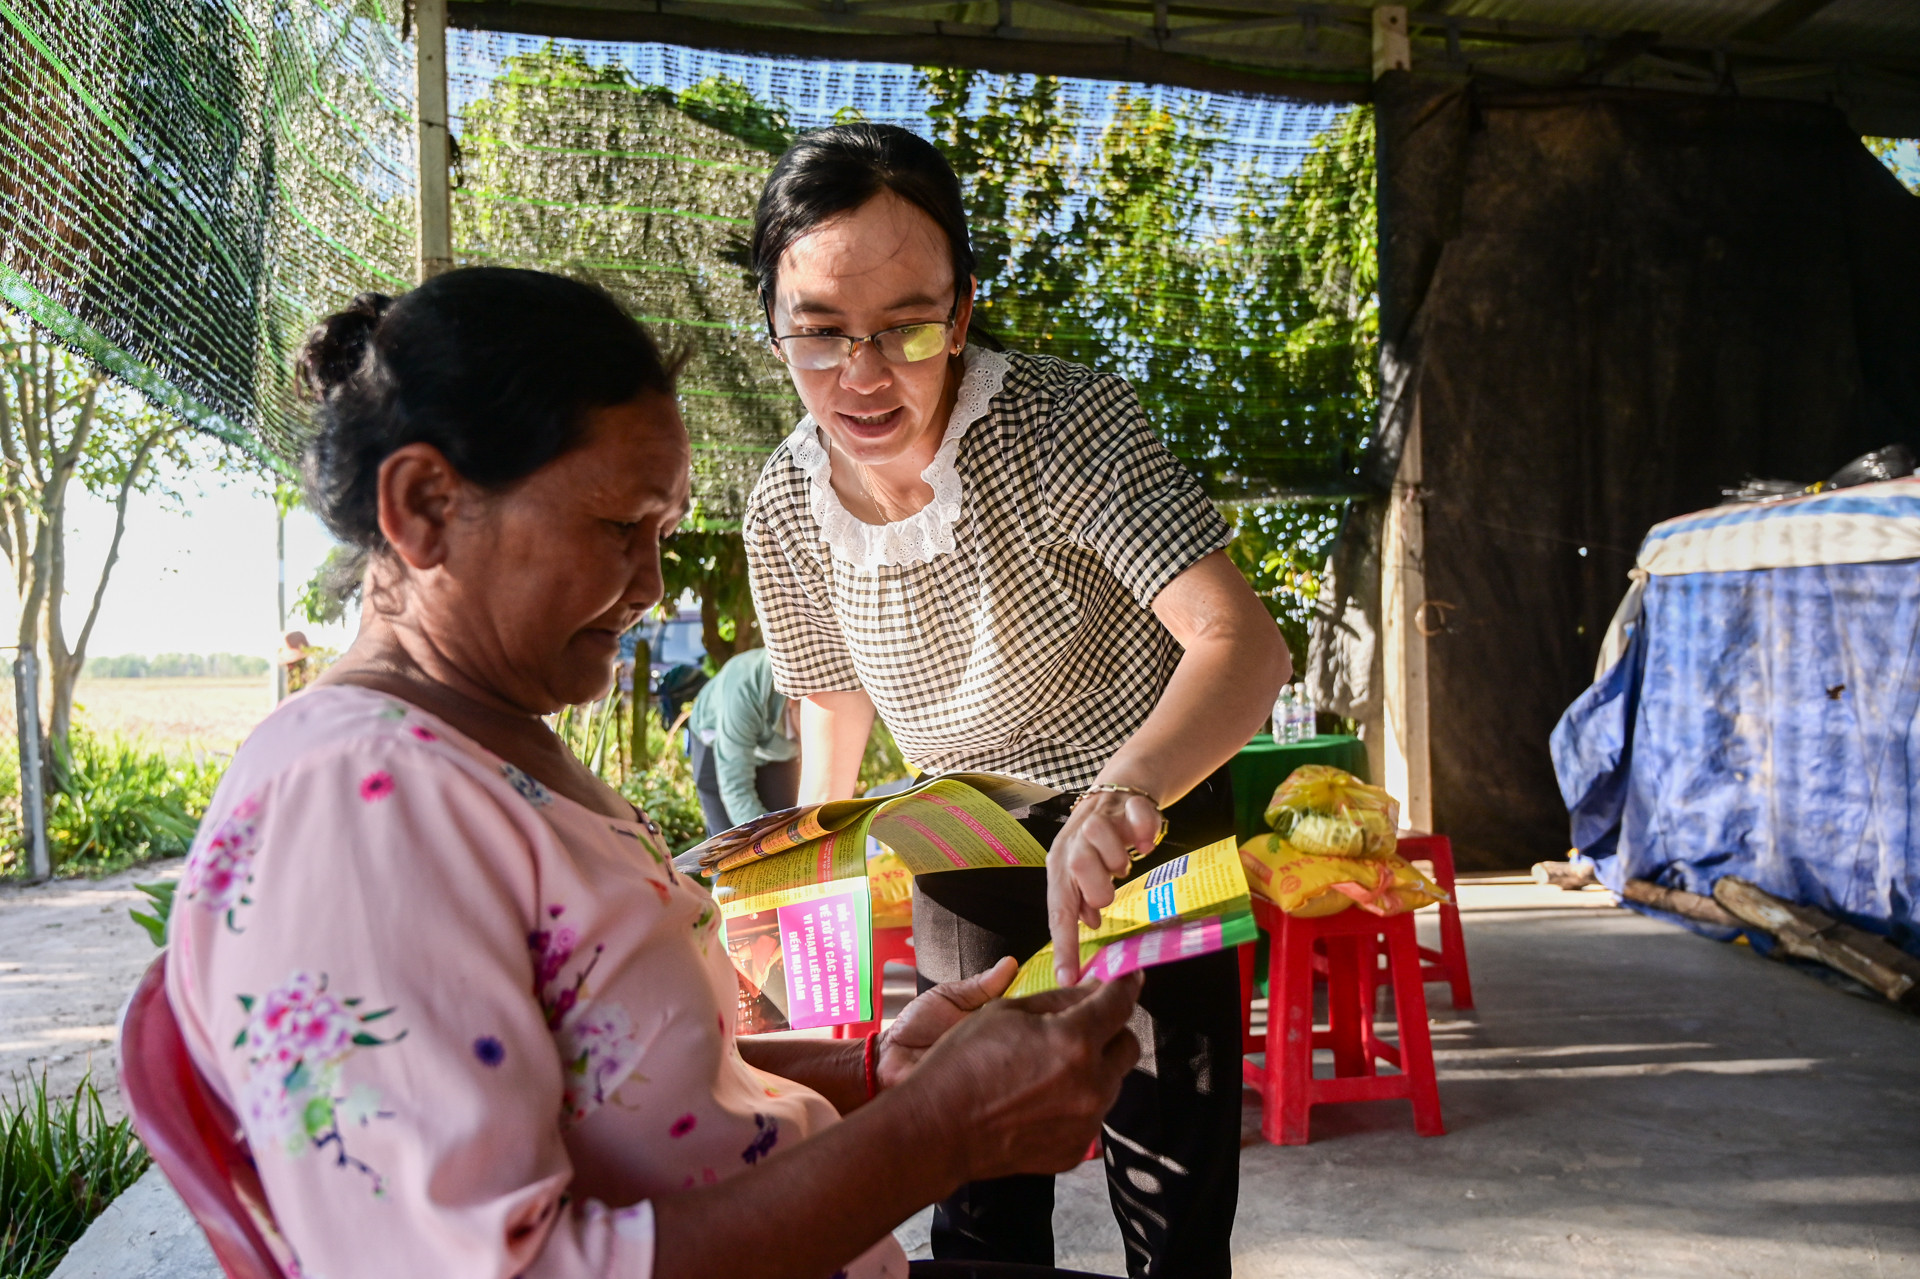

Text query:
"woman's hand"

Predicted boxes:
[[901, 972, 1144, 1184], [1045, 791, 1163, 987], [656, 975, 1140, 1279], [875, 956, 1017, 1090]]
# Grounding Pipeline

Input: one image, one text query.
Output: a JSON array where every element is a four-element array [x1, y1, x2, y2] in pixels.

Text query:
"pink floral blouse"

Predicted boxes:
[[166, 684, 908, 1278]]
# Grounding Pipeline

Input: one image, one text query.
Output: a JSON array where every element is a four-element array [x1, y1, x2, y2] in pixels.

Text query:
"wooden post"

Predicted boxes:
[[14, 648, 49, 881], [1380, 401, 1433, 830], [414, 0, 453, 282], [1372, 5, 1411, 78], [274, 501, 288, 705], [1368, 4, 1427, 826]]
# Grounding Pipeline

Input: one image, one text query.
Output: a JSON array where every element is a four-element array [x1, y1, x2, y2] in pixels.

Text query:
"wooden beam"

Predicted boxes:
[[1372, 3, 1409, 78], [1734, 0, 1844, 45], [416, 0, 454, 282]]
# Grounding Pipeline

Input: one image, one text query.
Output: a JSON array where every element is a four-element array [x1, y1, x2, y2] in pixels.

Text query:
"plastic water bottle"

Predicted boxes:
[[1271, 686, 1294, 741], [1285, 685, 1307, 742], [1295, 686, 1317, 741]]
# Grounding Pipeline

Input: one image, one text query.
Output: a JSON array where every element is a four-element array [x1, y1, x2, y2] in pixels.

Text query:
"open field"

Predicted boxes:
[[31, 678, 273, 757]]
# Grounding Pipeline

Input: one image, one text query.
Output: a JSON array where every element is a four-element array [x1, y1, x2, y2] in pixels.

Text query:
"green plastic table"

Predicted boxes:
[[1227, 733, 1370, 841]]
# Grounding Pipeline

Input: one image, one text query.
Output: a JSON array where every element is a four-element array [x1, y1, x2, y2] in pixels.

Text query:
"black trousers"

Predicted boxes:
[[911, 768, 1241, 1279], [909, 1265, 1109, 1278], [687, 735, 800, 839]]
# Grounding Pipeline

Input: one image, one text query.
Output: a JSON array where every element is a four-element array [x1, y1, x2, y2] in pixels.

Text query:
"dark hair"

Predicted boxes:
[[296, 267, 679, 550], [750, 123, 976, 314]]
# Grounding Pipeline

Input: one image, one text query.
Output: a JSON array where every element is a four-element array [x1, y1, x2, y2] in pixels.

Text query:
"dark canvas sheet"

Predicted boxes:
[[1313, 76, 1920, 867]]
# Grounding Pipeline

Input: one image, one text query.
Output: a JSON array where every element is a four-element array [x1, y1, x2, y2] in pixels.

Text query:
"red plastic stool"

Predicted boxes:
[[1242, 897, 1445, 1145], [833, 926, 915, 1039], [1397, 831, 1474, 1010]]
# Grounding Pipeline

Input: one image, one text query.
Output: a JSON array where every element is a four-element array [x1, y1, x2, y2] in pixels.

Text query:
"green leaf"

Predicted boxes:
[[128, 909, 167, 948], [301, 1095, 334, 1138]]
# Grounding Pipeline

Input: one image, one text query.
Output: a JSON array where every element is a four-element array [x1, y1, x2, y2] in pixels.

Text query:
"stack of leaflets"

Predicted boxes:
[[695, 778, 1255, 1032], [695, 774, 1055, 1034], [1006, 836, 1254, 996]]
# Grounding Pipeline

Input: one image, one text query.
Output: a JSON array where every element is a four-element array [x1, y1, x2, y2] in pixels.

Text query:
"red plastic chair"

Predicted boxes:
[[832, 925, 917, 1039], [1241, 897, 1445, 1145], [119, 956, 288, 1279]]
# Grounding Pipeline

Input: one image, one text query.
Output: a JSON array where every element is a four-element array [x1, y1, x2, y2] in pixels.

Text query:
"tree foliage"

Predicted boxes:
[[448, 52, 1379, 663], [1864, 137, 1920, 195], [925, 80, 1377, 659]]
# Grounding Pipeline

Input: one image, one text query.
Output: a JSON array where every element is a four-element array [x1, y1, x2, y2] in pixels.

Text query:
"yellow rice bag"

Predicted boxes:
[[1237, 833, 1448, 917], [868, 844, 915, 930], [1263, 765, 1401, 860]]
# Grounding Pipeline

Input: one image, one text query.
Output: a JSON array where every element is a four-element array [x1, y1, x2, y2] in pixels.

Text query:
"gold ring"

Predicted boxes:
[[1126, 844, 1147, 862]]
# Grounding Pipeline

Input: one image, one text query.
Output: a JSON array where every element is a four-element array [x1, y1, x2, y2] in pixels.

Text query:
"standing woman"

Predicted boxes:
[[744, 125, 1290, 1277]]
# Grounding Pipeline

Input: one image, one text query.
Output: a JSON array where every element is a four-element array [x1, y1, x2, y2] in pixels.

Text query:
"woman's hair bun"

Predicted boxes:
[[295, 292, 395, 401], [300, 268, 679, 552]]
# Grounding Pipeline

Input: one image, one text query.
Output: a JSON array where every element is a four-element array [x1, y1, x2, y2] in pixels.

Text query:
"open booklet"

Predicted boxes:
[[1006, 836, 1255, 997], [692, 772, 1059, 875], [707, 774, 1059, 1035]]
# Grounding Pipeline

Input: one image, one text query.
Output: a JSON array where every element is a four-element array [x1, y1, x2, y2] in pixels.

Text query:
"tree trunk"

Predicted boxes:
[[39, 382, 101, 770], [48, 424, 159, 752], [697, 537, 760, 668]]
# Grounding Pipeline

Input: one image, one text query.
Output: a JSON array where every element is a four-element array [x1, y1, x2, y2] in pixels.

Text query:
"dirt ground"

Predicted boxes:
[[0, 858, 183, 1119], [0, 679, 276, 1113]]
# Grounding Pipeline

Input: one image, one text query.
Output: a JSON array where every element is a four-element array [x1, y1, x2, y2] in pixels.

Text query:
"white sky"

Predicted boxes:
[[0, 478, 357, 662]]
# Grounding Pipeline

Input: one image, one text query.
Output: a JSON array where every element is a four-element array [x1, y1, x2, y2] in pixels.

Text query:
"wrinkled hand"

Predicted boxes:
[[874, 957, 1017, 1091], [902, 972, 1144, 1184], [1046, 792, 1162, 986]]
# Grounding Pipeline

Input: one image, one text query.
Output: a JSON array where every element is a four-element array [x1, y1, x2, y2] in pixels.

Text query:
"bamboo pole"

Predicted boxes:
[[414, 0, 452, 282]]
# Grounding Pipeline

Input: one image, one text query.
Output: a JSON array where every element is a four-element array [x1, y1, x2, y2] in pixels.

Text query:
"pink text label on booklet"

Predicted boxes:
[[779, 888, 866, 1029], [1080, 916, 1228, 985]]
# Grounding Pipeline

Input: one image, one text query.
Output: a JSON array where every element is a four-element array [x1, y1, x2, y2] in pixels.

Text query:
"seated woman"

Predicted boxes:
[[165, 267, 1141, 1279]]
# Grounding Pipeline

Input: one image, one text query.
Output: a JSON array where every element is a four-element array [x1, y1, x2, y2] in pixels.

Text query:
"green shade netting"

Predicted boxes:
[[0, 0, 417, 471], [1, 6, 1374, 510]]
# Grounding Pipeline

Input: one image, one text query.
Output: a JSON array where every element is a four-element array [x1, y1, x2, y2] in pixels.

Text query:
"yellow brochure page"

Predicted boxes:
[[713, 825, 868, 906], [866, 781, 1049, 875], [1080, 837, 1248, 944]]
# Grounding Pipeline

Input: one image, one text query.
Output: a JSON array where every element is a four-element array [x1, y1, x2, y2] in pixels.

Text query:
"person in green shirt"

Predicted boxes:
[[686, 646, 801, 836]]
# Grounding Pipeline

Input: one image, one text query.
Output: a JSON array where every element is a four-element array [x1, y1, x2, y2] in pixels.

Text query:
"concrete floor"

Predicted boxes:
[[1000, 877, 1920, 1278], [54, 878, 1920, 1278]]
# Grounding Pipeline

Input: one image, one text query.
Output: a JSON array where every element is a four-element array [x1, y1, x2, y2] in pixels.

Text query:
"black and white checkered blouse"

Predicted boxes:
[[743, 348, 1233, 791]]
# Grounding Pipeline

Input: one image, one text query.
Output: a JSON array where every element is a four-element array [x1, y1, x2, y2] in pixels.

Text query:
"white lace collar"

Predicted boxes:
[[785, 346, 1010, 569]]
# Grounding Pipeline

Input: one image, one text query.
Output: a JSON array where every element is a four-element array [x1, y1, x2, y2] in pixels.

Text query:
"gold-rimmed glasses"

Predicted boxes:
[[769, 310, 956, 371]]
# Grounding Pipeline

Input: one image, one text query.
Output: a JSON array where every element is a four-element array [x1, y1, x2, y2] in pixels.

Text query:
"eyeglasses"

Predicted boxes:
[[769, 313, 956, 372]]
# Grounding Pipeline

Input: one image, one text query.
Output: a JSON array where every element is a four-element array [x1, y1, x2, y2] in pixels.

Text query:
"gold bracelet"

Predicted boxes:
[[1077, 783, 1161, 809]]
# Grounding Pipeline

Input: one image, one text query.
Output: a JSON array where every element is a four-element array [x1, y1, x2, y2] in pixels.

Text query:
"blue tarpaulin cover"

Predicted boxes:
[[1551, 479, 1920, 955]]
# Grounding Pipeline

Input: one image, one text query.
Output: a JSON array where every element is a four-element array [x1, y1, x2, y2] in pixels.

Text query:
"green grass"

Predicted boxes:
[[0, 727, 224, 879], [0, 1075, 150, 1279], [45, 730, 222, 875]]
